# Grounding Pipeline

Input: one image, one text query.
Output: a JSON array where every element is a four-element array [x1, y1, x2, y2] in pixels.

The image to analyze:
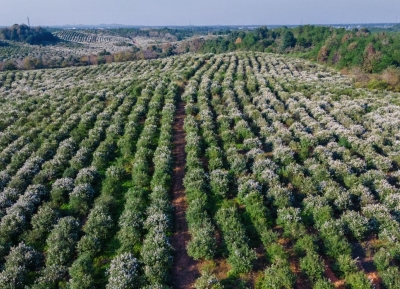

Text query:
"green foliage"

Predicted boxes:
[[200, 25, 400, 75], [23, 203, 58, 247], [313, 278, 334, 289], [68, 254, 95, 289], [380, 266, 400, 289], [299, 252, 325, 283], [334, 254, 358, 277], [194, 270, 223, 289], [215, 207, 256, 274], [282, 31, 296, 49], [259, 262, 295, 289], [294, 235, 318, 257], [45, 217, 80, 266], [367, 79, 389, 90], [346, 271, 373, 289], [374, 248, 392, 272], [0, 24, 59, 44]]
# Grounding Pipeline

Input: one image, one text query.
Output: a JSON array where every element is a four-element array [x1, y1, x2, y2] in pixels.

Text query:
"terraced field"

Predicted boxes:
[[0, 52, 399, 289], [54, 30, 131, 44]]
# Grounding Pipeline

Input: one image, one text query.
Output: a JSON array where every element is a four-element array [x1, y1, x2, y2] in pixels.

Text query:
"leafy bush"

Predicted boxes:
[[300, 252, 325, 283], [194, 270, 223, 289], [45, 217, 80, 266], [0, 242, 43, 289], [68, 254, 95, 289], [346, 271, 372, 289], [260, 262, 295, 289], [106, 253, 141, 289]]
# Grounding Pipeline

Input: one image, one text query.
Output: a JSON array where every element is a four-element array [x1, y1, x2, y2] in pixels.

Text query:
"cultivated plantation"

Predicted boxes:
[[0, 52, 400, 288]]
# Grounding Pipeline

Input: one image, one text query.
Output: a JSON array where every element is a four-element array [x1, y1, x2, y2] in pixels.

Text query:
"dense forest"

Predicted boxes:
[[0, 24, 59, 44]]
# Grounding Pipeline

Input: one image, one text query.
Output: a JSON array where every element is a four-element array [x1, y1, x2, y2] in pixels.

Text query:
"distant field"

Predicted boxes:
[[0, 52, 399, 288], [53, 30, 132, 44]]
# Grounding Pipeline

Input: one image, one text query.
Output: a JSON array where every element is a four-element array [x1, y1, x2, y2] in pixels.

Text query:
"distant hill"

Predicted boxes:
[[200, 25, 400, 73], [0, 24, 59, 44]]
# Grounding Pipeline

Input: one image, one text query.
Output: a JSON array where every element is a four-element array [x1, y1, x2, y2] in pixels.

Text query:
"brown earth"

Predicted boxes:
[[170, 99, 199, 289], [324, 259, 346, 288]]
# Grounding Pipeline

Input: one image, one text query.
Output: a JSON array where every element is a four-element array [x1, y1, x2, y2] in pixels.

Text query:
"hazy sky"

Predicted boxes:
[[1, 0, 399, 26]]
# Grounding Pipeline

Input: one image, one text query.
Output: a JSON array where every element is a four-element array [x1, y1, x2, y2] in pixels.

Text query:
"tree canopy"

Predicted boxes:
[[0, 24, 59, 44]]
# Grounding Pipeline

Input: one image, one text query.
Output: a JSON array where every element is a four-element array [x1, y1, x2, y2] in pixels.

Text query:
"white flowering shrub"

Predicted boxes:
[[75, 166, 99, 185], [0, 242, 42, 288], [260, 262, 295, 289], [45, 216, 80, 266], [209, 169, 230, 197], [0, 184, 48, 242], [277, 207, 306, 239], [340, 210, 370, 241], [69, 183, 95, 214], [32, 265, 68, 289], [215, 207, 256, 274], [106, 253, 141, 289], [50, 177, 74, 205], [24, 204, 58, 245]]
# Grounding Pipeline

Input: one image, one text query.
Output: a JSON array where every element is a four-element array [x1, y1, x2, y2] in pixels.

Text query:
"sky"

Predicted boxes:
[[0, 0, 399, 26]]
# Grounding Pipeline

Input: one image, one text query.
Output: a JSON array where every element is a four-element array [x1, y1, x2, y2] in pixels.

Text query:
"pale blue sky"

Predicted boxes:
[[0, 0, 399, 26]]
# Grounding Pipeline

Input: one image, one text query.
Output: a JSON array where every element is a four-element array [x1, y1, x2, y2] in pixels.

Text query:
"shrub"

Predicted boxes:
[[313, 278, 334, 289], [209, 169, 230, 197], [299, 252, 325, 284], [334, 254, 357, 277], [141, 230, 173, 285], [260, 262, 295, 289], [374, 248, 391, 272], [0, 243, 42, 288], [68, 254, 95, 289], [32, 265, 68, 289], [106, 253, 141, 289], [50, 178, 74, 206], [276, 207, 306, 239], [215, 207, 256, 274], [69, 184, 95, 215], [341, 210, 370, 241], [187, 220, 216, 260], [380, 266, 400, 289], [24, 203, 58, 246], [294, 235, 318, 257], [45, 217, 80, 266], [346, 271, 372, 289], [194, 270, 223, 289]]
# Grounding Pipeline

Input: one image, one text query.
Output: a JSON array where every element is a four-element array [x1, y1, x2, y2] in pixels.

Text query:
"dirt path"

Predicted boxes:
[[170, 99, 199, 288]]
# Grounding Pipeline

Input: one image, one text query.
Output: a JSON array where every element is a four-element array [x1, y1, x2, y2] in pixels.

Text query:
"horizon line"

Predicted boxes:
[[0, 22, 398, 28]]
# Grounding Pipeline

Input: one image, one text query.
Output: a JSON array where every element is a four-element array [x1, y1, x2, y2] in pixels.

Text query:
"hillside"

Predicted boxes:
[[2, 24, 400, 94], [200, 26, 400, 90], [0, 53, 399, 288], [0, 24, 59, 44]]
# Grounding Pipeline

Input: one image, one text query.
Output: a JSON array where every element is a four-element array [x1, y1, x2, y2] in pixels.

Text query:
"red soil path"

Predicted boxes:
[[170, 100, 199, 289]]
